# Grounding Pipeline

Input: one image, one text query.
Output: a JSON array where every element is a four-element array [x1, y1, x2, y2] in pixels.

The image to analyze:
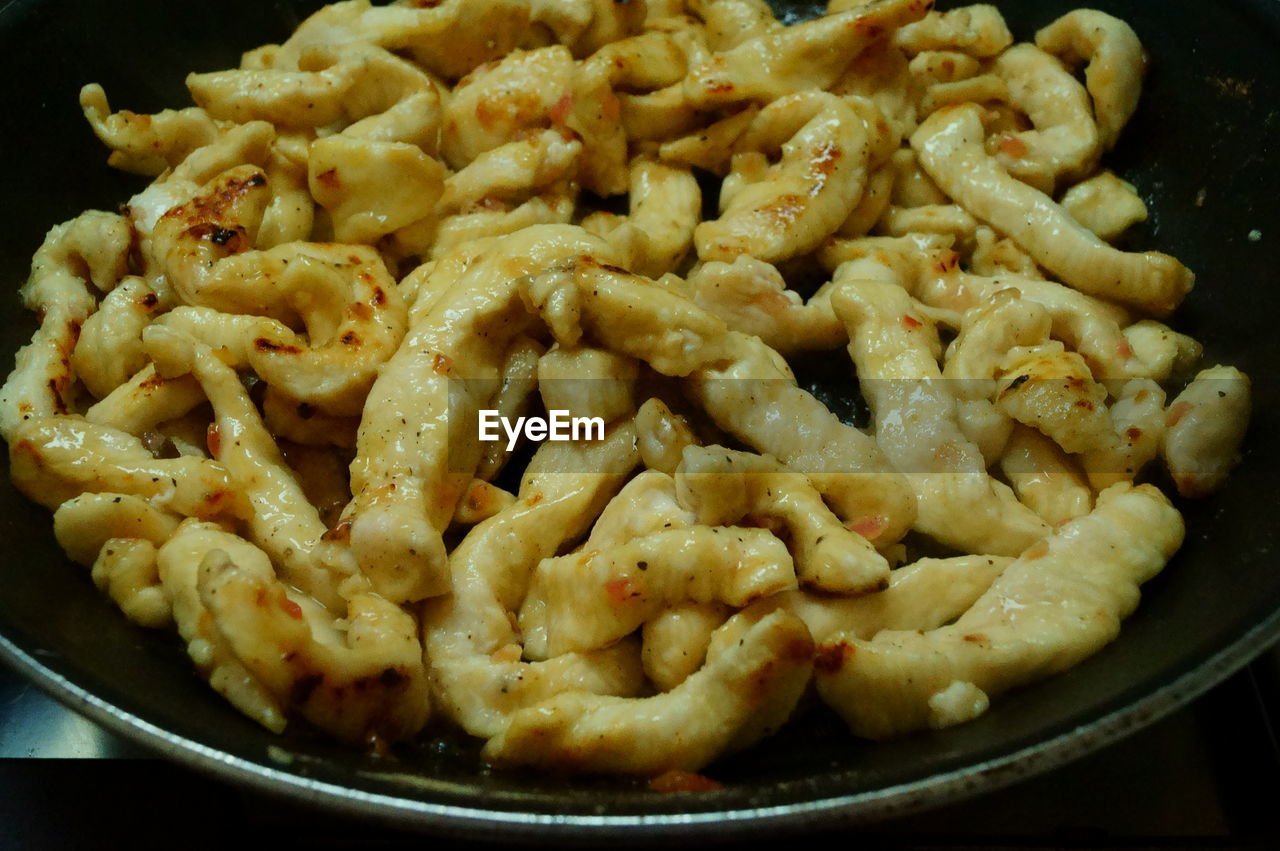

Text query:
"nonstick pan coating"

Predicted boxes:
[[1, 0, 1278, 840]]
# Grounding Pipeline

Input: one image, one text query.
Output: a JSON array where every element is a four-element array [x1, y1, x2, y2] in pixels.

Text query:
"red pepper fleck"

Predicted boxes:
[[1167, 401, 1193, 427], [315, 168, 341, 189], [548, 92, 573, 125], [649, 770, 723, 793], [932, 250, 960, 273], [1024, 539, 1050, 560], [601, 91, 621, 122], [604, 578, 633, 605], [901, 314, 922, 330], [848, 514, 887, 541], [998, 133, 1028, 158], [206, 423, 221, 458], [280, 593, 304, 620]]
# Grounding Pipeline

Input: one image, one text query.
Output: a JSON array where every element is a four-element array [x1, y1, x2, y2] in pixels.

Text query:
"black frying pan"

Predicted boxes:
[[1, 0, 1278, 840]]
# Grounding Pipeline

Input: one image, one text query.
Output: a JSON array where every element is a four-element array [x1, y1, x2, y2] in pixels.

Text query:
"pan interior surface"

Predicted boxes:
[[0, 0, 1277, 836]]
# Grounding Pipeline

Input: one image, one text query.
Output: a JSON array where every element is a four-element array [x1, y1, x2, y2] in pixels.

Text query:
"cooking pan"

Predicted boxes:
[[1, 0, 1278, 840]]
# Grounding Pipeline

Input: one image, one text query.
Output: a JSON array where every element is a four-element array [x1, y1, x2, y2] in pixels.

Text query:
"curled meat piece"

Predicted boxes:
[[1080, 378, 1166, 491], [659, 106, 759, 175], [53, 492, 181, 568], [584, 469, 699, 550], [685, 0, 932, 107], [188, 42, 441, 131], [80, 84, 220, 176], [689, 0, 779, 51], [522, 254, 737, 376], [308, 135, 445, 244], [482, 609, 814, 775], [568, 471, 713, 687], [157, 520, 286, 733], [440, 130, 582, 215], [150, 165, 273, 311], [89, 539, 171, 629], [442, 47, 577, 169], [72, 277, 163, 401], [422, 425, 646, 738], [689, 256, 846, 353], [198, 548, 430, 746], [912, 104, 1193, 315], [909, 256, 1146, 381], [1122, 320, 1202, 384], [695, 92, 870, 264], [144, 329, 358, 610], [675, 445, 889, 593], [617, 17, 711, 143], [442, 34, 652, 196], [755, 554, 1010, 643], [124, 127, 311, 259], [636, 398, 700, 475], [815, 484, 1183, 738], [347, 227, 615, 603], [521, 258, 917, 539], [990, 44, 1100, 191], [85, 365, 206, 438], [941, 289, 1051, 460], [1036, 9, 1147, 150], [995, 343, 1113, 455], [893, 3, 1012, 57], [572, 30, 691, 196], [0, 212, 132, 439], [998, 425, 1092, 526], [153, 244, 407, 417], [1162, 365, 1251, 498], [584, 157, 701, 279], [530, 0, 648, 58], [642, 603, 732, 692], [123, 125, 274, 304], [832, 265, 1050, 555], [943, 289, 1051, 390], [8, 416, 248, 521], [1060, 171, 1148, 242], [53, 494, 179, 630], [520, 526, 796, 658], [261, 385, 359, 451], [689, 333, 918, 544], [434, 130, 582, 257], [430, 193, 577, 260], [538, 344, 638, 425], [278, 0, 537, 80]]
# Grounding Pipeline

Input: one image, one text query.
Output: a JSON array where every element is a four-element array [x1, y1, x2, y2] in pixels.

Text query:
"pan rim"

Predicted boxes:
[[2, 603, 1278, 839]]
